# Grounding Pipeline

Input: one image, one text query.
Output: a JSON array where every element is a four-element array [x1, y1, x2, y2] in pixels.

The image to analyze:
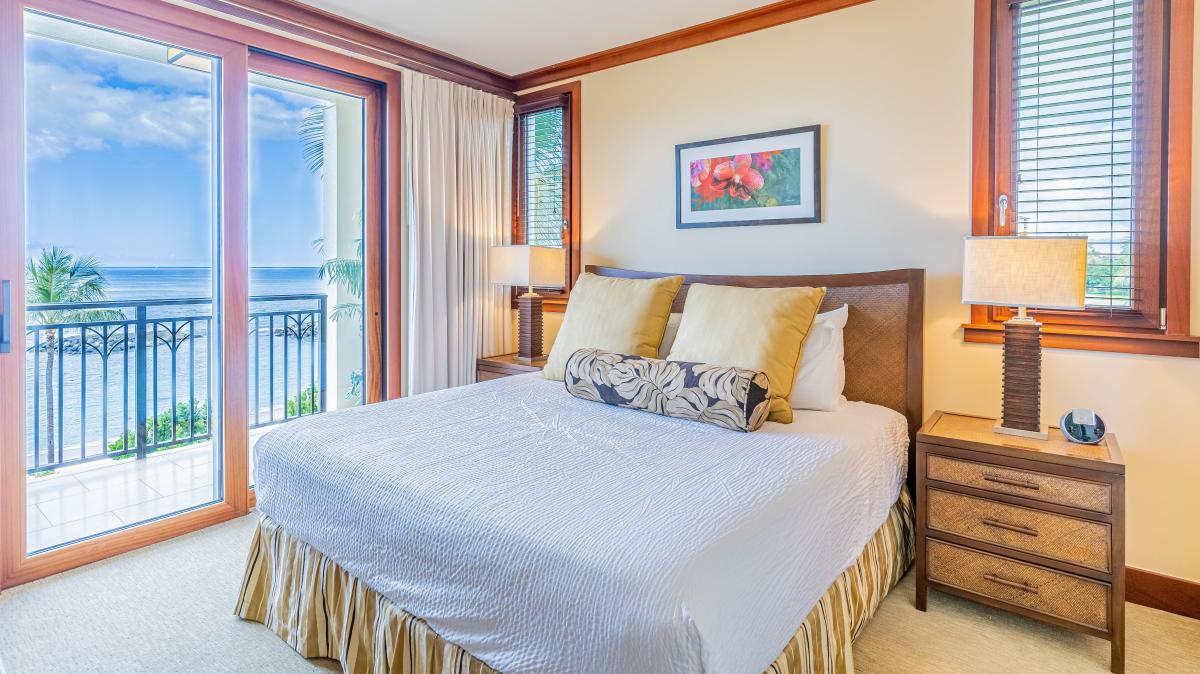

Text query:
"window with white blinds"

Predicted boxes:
[[519, 106, 567, 250], [1011, 0, 1139, 309]]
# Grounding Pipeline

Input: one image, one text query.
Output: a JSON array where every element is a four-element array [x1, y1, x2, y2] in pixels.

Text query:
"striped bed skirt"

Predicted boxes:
[[235, 487, 914, 674]]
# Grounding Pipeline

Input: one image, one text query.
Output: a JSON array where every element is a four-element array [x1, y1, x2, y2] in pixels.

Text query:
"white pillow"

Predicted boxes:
[[657, 312, 683, 359], [789, 304, 848, 411]]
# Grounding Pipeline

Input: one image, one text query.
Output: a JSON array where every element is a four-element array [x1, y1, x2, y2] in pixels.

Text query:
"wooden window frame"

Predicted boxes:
[[512, 81, 582, 312], [964, 0, 1200, 357]]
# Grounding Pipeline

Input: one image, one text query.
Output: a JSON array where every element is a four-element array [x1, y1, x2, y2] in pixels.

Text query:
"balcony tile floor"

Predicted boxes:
[[25, 429, 267, 553]]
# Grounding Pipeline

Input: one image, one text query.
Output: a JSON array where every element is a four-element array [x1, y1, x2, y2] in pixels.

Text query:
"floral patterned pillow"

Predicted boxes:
[[563, 348, 772, 432]]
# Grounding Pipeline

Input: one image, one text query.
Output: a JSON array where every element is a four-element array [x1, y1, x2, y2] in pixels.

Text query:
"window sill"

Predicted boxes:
[[509, 295, 569, 312], [962, 323, 1200, 358]]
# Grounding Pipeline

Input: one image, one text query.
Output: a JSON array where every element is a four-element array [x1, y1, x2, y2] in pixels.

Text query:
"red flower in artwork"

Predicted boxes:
[[692, 153, 768, 203], [711, 155, 765, 201], [691, 158, 726, 203]]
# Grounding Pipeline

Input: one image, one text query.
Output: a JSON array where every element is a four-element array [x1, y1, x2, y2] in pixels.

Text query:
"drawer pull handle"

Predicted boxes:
[[984, 573, 1039, 594], [983, 474, 1041, 490], [982, 518, 1039, 537]]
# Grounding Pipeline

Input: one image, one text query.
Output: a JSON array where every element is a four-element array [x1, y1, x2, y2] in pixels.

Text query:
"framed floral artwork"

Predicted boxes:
[[676, 125, 821, 229]]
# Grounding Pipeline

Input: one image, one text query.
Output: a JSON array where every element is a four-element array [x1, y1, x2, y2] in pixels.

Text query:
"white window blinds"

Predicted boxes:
[[1011, 0, 1139, 309]]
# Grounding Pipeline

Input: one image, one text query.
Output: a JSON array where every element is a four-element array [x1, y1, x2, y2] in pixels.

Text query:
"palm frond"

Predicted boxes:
[[299, 105, 329, 175], [25, 247, 112, 324], [329, 302, 362, 322], [319, 256, 363, 298], [318, 233, 364, 299]]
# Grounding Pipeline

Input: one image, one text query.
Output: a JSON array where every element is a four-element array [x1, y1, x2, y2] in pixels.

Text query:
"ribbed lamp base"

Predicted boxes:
[[516, 294, 544, 364], [997, 319, 1047, 440]]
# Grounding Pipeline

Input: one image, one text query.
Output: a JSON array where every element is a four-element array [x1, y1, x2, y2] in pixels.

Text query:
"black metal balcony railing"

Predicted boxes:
[[24, 294, 326, 474]]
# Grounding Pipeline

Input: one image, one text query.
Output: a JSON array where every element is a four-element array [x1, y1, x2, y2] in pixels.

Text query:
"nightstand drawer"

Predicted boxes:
[[926, 488, 1111, 572], [927, 539, 1110, 632], [926, 453, 1111, 513]]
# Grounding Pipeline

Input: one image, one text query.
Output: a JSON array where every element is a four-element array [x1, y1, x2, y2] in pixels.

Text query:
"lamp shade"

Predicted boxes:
[[489, 245, 564, 288], [962, 236, 1087, 310]]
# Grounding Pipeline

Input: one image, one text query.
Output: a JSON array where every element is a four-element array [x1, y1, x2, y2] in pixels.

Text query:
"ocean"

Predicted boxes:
[[23, 267, 350, 468], [103, 266, 324, 300]]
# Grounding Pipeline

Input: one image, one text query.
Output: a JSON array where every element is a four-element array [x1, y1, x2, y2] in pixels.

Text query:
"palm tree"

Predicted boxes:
[[26, 248, 112, 464], [301, 104, 365, 402]]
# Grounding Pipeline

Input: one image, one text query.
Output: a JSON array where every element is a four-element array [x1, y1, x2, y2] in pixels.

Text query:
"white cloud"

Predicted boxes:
[[26, 59, 213, 161], [250, 89, 316, 141], [25, 54, 326, 162]]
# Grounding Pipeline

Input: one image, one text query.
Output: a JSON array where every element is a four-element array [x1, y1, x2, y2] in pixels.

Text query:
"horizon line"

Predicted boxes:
[[82, 265, 323, 270]]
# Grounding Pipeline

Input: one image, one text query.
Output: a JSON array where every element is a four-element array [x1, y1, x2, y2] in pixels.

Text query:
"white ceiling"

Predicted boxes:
[[303, 0, 778, 76]]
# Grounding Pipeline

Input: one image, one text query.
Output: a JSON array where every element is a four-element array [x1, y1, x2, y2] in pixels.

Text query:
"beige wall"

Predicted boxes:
[[529, 0, 1200, 581]]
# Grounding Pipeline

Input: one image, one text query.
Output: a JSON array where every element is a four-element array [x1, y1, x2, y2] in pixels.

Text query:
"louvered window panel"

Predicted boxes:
[[1012, 0, 1137, 309], [520, 107, 566, 250]]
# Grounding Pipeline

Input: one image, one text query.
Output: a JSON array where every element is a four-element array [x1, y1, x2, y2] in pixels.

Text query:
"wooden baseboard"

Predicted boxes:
[[1127, 566, 1200, 620]]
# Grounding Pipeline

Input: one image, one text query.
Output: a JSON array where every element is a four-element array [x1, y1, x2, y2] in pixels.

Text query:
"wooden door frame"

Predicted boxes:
[[242, 52, 392, 510], [0, 0, 402, 589], [246, 52, 390, 405]]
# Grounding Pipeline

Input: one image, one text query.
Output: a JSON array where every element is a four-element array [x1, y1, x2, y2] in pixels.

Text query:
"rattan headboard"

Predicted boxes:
[[586, 266, 925, 439]]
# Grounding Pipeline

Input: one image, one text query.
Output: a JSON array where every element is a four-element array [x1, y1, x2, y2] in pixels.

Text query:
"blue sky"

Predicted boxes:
[[25, 33, 326, 268]]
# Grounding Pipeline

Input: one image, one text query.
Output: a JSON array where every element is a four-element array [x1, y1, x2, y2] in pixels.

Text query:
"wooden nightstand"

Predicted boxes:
[[916, 411, 1126, 673], [476, 353, 544, 382]]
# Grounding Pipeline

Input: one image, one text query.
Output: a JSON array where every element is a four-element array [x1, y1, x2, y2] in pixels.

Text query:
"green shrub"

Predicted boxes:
[[108, 401, 210, 456], [107, 389, 317, 458], [286, 387, 319, 417]]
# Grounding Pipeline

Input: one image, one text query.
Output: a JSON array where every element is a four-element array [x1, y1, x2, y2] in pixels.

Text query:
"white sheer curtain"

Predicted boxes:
[[401, 70, 514, 394]]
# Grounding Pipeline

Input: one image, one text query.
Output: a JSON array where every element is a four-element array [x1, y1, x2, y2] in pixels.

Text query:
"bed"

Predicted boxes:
[[237, 267, 925, 674]]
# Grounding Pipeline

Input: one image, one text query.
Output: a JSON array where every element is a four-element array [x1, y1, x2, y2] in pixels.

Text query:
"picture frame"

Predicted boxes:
[[676, 124, 821, 229]]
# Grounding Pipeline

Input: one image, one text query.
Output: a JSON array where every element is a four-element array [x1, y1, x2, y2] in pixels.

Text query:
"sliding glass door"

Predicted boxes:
[[0, 0, 396, 587], [246, 54, 379, 482], [19, 11, 228, 554]]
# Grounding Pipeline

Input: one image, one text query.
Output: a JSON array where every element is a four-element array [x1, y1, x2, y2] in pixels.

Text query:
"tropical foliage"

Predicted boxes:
[[299, 104, 330, 175], [311, 233, 364, 404], [107, 386, 317, 456], [108, 401, 211, 455], [300, 102, 364, 403], [26, 247, 115, 461], [285, 386, 319, 417], [300, 100, 363, 321], [690, 149, 802, 211], [313, 233, 364, 322], [1086, 241, 1131, 305], [524, 108, 566, 247]]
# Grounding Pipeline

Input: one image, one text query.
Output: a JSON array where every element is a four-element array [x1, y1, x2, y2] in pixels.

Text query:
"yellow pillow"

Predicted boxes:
[[665, 284, 827, 423], [542, 273, 685, 381]]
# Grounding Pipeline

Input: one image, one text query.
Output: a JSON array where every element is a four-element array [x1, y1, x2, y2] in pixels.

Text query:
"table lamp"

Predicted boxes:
[[489, 245, 565, 363], [962, 235, 1087, 439]]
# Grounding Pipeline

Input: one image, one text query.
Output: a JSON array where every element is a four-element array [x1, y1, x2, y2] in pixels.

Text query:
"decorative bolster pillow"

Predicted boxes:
[[563, 348, 772, 432]]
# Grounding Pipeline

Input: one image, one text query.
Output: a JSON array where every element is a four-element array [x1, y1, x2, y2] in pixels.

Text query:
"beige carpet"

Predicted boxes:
[[0, 516, 332, 674], [0, 514, 1196, 673], [856, 574, 1200, 673]]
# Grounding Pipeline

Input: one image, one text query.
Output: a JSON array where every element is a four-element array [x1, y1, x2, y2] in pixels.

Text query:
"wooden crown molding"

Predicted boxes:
[[513, 0, 874, 90], [183, 0, 877, 96], [183, 0, 517, 97]]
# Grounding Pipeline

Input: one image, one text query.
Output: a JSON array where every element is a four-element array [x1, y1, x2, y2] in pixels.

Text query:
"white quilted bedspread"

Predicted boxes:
[[253, 373, 908, 674]]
